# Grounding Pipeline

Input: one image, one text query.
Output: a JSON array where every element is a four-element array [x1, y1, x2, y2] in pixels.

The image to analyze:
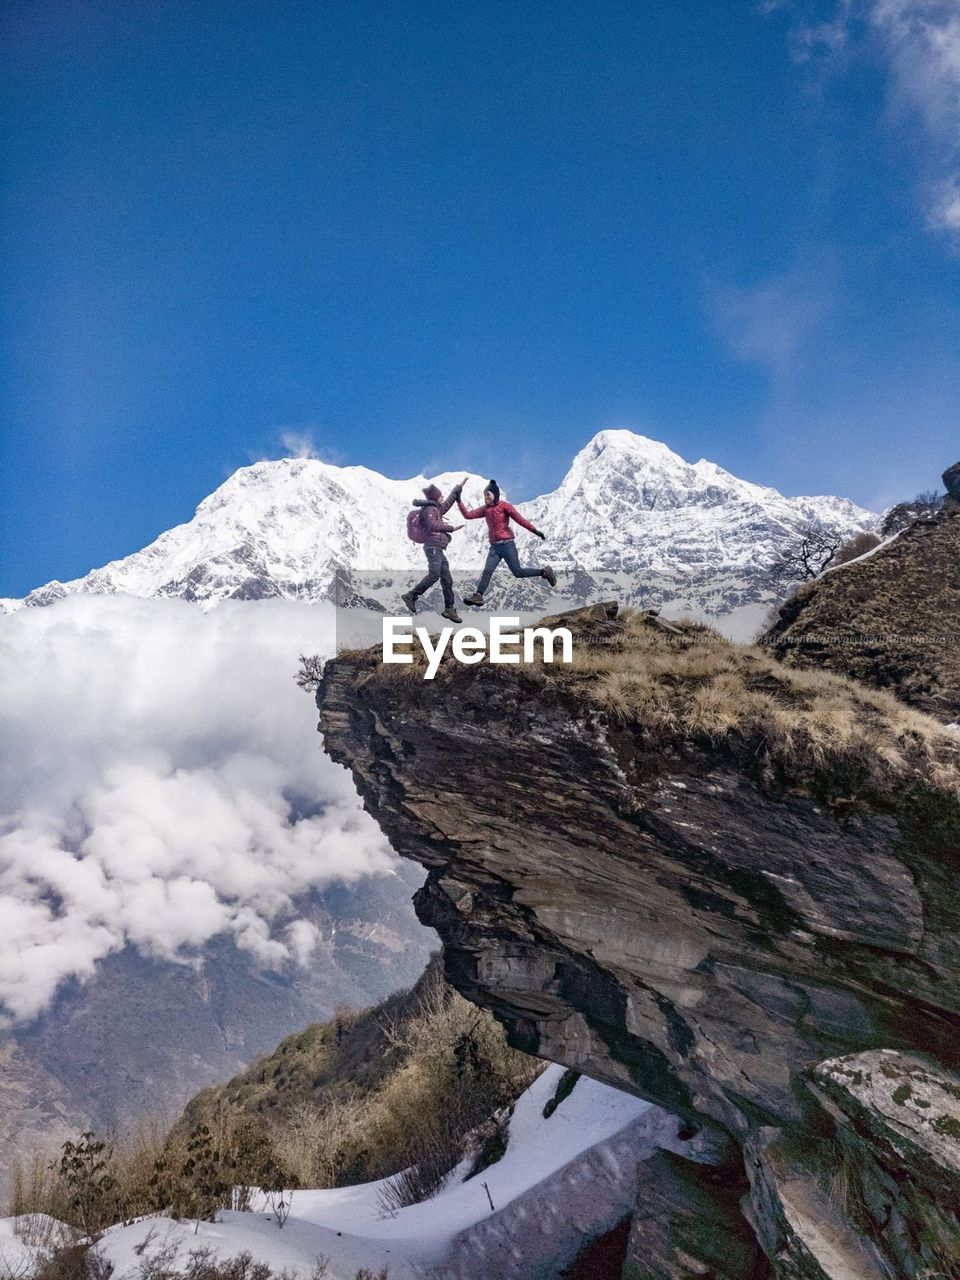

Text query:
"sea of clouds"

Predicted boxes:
[[0, 596, 397, 1026]]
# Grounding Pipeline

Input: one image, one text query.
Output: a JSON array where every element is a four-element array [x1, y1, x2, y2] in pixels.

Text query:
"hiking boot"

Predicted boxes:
[[463, 592, 484, 607], [400, 591, 418, 614], [440, 606, 462, 624], [541, 565, 557, 588]]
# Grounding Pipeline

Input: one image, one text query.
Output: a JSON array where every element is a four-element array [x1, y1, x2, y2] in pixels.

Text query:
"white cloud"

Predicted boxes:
[[276, 430, 346, 464], [279, 429, 322, 459], [286, 918, 321, 965], [771, 1, 960, 246], [871, 1, 960, 130], [0, 597, 395, 1025], [930, 176, 960, 233], [705, 253, 837, 378], [790, 9, 853, 62], [869, 1, 960, 245]]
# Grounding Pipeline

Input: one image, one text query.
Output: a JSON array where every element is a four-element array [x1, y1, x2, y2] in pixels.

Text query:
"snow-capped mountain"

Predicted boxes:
[[523, 431, 877, 625], [0, 430, 878, 632]]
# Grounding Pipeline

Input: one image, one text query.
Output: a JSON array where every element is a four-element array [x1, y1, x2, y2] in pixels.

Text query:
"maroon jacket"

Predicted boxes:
[[413, 494, 458, 548], [457, 497, 538, 544]]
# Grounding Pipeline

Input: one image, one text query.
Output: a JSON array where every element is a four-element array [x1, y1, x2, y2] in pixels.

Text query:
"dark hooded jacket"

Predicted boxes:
[[413, 485, 460, 548]]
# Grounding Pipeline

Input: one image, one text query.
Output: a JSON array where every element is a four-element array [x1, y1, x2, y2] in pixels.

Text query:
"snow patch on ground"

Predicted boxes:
[[88, 1067, 688, 1280], [0, 1216, 72, 1275], [816, 528, 902, 580]]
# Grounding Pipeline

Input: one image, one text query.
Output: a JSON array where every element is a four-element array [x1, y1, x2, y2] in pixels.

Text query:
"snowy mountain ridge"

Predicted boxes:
[[0, 430, 878, 632]]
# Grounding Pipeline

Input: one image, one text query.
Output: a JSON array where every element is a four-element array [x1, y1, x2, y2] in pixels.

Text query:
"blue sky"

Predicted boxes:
[[2, 0, 958, 597]]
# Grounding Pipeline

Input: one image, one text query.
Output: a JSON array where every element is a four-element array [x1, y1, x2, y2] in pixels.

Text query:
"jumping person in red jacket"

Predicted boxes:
[[458, 479, 557, 607]]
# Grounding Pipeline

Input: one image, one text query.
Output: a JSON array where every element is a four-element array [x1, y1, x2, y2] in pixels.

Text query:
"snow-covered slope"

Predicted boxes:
[[0, 431, 878, 632], [0, 1217, 72, 1277], [88, 1065, 699, 1280]]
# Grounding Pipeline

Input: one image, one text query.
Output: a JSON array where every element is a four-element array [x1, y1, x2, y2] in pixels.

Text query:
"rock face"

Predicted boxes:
[[766, 507, 960, 722], [622, 1150, 768, 1279], [944, 461, 960, 509], [317, 612, 960, 1278], [808, 1050, 960, 1277]]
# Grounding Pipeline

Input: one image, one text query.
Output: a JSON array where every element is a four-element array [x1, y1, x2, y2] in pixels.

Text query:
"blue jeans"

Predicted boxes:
[[411, 545, 455, 608], [476, 539, 541, 594]]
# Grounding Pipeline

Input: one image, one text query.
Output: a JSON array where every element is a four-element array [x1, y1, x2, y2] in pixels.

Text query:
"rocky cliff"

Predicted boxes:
[[765, 470, 960, 723], [317, 607, 960, 1278]]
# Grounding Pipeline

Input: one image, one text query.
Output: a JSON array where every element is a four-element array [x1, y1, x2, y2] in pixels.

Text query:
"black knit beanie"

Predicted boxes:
[[486, 479, 501, 503]]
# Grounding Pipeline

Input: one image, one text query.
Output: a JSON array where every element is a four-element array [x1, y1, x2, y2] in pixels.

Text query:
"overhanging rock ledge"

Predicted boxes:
[[316, 606, 960, 1278]]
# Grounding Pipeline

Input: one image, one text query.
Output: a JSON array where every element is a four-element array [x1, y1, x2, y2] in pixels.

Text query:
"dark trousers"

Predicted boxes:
[[411, 545, 455, 608], [476, 539, 541, 594]]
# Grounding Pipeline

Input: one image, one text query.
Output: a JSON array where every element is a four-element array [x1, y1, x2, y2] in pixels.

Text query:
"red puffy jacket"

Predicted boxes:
[[457, 497, 538, 543]]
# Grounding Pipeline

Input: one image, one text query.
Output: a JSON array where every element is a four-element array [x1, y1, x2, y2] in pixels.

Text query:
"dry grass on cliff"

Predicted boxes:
[[336, 604, 960, 799], [766, 514, 960, 721], [561, 611, 960, 799]]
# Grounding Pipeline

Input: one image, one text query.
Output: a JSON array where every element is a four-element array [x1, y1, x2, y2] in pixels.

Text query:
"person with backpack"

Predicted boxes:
[[401, 481, 466, 623], [458, 480, 556, 607]]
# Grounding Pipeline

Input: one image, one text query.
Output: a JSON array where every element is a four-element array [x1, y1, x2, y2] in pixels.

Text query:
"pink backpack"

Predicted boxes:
[[406, 508, 427, 544]]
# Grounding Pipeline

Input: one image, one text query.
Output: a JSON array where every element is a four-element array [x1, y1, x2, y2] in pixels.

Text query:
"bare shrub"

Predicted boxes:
[[277, 1093, 367, 1188], [0, 1250, 35, 1280], [764, 523, 845, 594], [9, 1159, 71, 1238], [369, 968, 541, 1210], [881, 490, 945, 536], [54, 1134, 118, 1241], [253, 963, 538, 1206], [141, 1106, 291, 1228], [149, 1124, 232, 1230], [295, 655, 325, 692], [375, 1136, 453, 1217], [111, 1119, 172, 1225], [0, 1241, 110, 1280], [8, 1120, 174, 1235], [125, 1242, 368, 1280], [33, 1244, 106, 1280]]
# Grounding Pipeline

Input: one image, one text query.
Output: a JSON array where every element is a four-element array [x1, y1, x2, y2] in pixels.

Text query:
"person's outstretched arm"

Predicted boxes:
[[439, 484, 464, 515], [457, 497, 486, 519], [502, 501, 540, 535]]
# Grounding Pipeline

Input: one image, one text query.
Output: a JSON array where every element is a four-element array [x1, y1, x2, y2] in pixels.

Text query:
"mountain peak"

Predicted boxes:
[[575, 429, 688, 469]]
